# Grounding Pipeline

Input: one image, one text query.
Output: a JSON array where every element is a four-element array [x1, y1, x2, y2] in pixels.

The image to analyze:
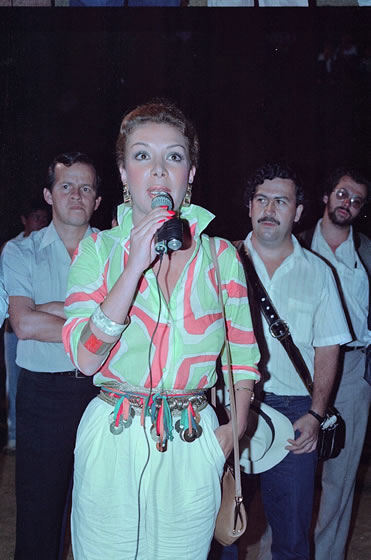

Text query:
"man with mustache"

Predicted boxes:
[[239, 163, 350, 560], [301, 168, 371, 560]]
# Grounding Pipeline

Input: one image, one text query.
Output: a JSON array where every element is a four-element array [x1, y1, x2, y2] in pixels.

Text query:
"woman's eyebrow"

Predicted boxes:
[[129, 142, 186, 150]]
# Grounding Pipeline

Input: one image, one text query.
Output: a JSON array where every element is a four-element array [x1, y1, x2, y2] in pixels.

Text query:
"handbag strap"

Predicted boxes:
[[237, 242, 314, 397], [209, 237, 242, 501]]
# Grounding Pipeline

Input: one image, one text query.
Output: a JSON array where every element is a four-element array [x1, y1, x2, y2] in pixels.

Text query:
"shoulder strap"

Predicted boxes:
[[355, 232, 371, 275], [354, 230, 361, 251], [209, 237, 242, 501], [238, 243, 314, 396]]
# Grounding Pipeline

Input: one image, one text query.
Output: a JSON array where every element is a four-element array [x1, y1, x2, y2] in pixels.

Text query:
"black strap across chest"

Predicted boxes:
[[238, 243, 314, 396]]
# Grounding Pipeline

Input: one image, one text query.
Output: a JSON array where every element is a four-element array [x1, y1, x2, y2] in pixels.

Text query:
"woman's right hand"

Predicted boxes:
[[126, 207, 175, 275]]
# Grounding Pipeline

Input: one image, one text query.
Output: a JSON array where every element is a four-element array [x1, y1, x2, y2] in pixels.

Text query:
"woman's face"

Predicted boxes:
[[120, 122, 196, 223]]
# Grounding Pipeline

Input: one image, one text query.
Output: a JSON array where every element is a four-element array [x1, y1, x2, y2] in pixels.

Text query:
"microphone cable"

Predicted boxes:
[[134, 252, 164, 560]]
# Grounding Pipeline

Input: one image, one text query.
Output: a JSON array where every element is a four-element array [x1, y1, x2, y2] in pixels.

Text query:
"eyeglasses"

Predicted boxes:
[[334, 188, 365, 210]]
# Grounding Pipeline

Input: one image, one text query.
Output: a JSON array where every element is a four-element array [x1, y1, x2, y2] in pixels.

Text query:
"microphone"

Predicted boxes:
[[151, 192, 183, 255]]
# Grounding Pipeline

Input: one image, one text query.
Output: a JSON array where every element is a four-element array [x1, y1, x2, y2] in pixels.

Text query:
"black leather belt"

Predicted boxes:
[[343, 346, 365, 353], [41, 369, 87, 378]]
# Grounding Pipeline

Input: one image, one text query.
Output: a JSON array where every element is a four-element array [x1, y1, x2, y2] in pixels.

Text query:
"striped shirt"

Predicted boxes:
[[245, 233, 351, 396], [63, 204, 260, 390]]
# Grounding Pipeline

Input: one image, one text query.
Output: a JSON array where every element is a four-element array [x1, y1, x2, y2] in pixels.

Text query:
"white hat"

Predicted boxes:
[[239, 402, 295, 474]]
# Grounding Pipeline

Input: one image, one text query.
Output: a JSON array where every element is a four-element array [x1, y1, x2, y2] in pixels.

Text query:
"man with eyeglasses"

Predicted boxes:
[[301, 168, 371, 560]]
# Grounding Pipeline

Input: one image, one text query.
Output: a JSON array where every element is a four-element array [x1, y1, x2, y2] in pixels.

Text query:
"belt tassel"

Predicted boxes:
[[113, 396, 125, 428], [152, 395, 174, 450]]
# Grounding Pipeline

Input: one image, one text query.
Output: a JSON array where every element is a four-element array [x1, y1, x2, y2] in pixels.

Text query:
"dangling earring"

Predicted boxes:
[[122, 184, 132, 207], [182, 183, 193, 207]]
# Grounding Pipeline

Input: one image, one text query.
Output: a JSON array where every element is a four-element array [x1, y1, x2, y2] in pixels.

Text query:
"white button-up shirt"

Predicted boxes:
[[311, 220, 371, 348], [1, 221, 97, 372], [245, 233, 351, 396], [0, 260, 8, 328]]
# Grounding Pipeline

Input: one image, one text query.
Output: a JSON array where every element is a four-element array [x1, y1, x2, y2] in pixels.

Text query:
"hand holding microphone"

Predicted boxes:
[[151, 193, 183, 255]]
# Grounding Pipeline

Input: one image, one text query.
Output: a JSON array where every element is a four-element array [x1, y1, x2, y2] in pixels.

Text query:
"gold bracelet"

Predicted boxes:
[[235, 386, 255, 403]]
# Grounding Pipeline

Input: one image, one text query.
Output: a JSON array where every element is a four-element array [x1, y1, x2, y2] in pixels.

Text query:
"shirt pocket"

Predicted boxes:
[[287, 298, 314, 345]]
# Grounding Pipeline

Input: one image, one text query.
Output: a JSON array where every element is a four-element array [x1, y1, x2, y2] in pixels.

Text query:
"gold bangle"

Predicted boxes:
[[235, 386, 255, 403]]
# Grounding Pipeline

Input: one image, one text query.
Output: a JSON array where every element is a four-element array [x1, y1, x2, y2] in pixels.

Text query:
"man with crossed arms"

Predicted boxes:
[[2, 152, 102, 560]]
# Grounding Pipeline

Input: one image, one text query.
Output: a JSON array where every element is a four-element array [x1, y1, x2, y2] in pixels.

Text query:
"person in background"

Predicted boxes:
[[0, 260, 8, 328], [300, 168, 371, 560], [1, 152, 102, 560], [2, 198, 49, 454], [63, 100, 260, 559]]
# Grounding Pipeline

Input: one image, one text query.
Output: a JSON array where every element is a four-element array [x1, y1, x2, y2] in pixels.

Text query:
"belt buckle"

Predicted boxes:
[[269, 319, 290, 340], [74, 368, 86, 379]]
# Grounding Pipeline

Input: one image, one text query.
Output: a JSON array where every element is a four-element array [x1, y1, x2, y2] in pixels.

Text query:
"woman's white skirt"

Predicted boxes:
[[71, 396, 226, 560]]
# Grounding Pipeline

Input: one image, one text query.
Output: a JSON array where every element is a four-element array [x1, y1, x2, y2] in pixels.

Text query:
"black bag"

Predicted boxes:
[[316, 406, 346, 460]]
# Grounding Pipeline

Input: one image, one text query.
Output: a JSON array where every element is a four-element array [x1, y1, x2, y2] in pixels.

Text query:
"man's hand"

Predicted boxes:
[[285, 344, 340, 455], [285, 413, 320, 454], [9, 296, 65, 342], [35, 301, 65, 319]]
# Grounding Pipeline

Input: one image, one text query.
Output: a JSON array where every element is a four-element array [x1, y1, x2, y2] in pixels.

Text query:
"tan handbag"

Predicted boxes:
[[210, 238, 248, 546]]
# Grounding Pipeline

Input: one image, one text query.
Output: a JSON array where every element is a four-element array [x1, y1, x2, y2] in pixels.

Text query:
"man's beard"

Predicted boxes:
[[328, 206, 355, 227]]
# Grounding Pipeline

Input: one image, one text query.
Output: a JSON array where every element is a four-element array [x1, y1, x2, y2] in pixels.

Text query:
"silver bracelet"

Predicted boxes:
[[91, 305, 130, 337]]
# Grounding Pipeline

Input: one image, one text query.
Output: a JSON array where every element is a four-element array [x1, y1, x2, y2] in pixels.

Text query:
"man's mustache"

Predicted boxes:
[[258, 217, 280, 225]]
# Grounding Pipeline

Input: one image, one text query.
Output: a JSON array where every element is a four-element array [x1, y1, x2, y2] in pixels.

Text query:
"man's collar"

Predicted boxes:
[[317, 218, 354, 244], [291, 234, 307, 258], [40, 221, 94, 250], [243, 231, 252, 247], [244, 231, 302, 259]]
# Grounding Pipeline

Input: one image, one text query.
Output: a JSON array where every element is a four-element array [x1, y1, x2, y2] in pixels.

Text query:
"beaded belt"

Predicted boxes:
[[99, 382, 208, 452]]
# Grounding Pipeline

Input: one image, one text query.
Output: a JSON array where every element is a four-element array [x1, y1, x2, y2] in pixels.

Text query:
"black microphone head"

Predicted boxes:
[[151, 192, 173, 210]]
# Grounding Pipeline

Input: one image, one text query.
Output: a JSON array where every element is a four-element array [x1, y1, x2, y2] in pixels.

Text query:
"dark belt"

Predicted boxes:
[[343, 345, 365, 353], [40, 368, 87, 379]]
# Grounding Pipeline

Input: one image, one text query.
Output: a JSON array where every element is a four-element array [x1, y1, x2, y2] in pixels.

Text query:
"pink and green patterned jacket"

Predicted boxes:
[[63, 204, 260, 390]]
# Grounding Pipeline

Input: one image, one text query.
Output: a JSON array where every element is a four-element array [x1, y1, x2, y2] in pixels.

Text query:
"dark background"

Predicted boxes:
[[0, 7, 370, 242]]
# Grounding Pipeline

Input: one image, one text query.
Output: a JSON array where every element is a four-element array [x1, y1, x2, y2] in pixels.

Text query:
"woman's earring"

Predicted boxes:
[[122, 184, 132, 207], [182, 183, 193, 207]]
